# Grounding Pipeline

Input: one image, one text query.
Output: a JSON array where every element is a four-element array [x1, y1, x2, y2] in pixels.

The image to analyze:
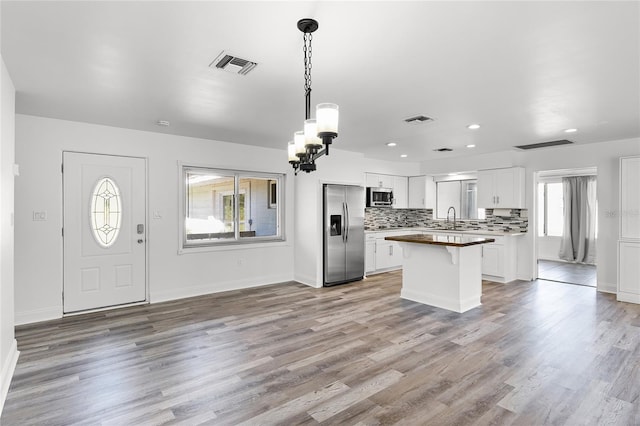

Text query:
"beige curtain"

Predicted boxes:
[[558, 176, 597, 263]]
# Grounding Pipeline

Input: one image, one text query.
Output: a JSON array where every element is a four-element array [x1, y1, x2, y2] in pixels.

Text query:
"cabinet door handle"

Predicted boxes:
[[497, 196, 500, 205], [389, 245, 393, 255]]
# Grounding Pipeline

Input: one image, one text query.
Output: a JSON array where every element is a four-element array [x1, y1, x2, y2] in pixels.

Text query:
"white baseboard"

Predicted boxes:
[[0, 339, 19, 416], [597, 282, 617, 294], [150, 273, 293, 303], [617, 291, 640, 304], [293, 271, 321, 288], [401, 288, 481, 314], [516, 273, 534, 282], [15, 305, 62, 326]]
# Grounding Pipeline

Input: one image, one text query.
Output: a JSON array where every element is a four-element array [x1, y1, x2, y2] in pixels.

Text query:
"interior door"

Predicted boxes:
[[63, 152, 147, 313]]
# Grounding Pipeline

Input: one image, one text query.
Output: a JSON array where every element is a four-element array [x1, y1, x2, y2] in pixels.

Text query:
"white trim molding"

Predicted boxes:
[[151, 274, 293, 304], [0, 339, 19, 416], [15, 306, 62, 326]]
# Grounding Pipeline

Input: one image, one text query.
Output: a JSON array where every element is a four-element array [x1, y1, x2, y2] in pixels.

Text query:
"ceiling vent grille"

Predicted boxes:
[[210, 51, 257, 75], [433, 147, 453, 152], [404, 115, 434, 124], [514, 139, 574, 150]]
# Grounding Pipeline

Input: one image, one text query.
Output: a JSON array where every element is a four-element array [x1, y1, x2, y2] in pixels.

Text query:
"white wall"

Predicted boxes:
[[0, 57, 18, 415], [538, 236, 563, 261], [14, 115, 296, 324], [420, 138, 640, 293], [293, 149, 420, 287]]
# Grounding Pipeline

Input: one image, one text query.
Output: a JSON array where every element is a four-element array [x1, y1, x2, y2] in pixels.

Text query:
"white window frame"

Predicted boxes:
[[180, 165, 285, 251]]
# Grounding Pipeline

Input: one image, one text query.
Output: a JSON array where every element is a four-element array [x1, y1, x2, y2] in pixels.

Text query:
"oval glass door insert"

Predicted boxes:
[[90, 177, 122, 247]]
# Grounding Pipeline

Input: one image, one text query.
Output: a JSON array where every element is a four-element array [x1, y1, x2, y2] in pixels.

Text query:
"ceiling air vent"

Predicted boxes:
[[433, 147, 453, 152], [514, 139, 573, 150], [404, 115, 434, 124], [210, 51, 257, 76]]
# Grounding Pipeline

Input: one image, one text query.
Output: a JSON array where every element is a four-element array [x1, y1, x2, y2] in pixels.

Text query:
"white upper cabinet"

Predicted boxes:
[[620, 156, 640, 240], [408, 176, 436, 209], [393, 175, 408, 208], [477, 167, 525, 208], [365, 173, 394, 188]]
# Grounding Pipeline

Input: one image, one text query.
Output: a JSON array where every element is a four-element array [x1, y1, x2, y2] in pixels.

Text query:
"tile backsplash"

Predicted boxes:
[[365, 208, 528, 233]]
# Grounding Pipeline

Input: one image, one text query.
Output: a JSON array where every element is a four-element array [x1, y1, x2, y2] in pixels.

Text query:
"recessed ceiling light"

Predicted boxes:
[[466, 144, 476, 148], [400, 154, 408, 158], [564, 128, 578, 133], [467, 124, 481, 130], [386, 142, 397, 147], [156, 120, 170, 127]]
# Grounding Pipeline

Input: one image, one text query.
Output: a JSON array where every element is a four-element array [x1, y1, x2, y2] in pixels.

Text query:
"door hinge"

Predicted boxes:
[[62, 227, 64, 237], [61, 164, 64, 173]]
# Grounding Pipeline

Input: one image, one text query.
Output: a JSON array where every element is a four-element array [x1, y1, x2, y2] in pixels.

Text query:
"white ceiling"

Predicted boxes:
[[2, 1, 639, 162]]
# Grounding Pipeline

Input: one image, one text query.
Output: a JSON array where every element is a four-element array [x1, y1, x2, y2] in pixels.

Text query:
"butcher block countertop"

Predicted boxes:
[[385, 233, 496, 247]]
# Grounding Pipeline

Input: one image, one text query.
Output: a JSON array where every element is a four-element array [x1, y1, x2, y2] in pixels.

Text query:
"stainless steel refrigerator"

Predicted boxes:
[[323, 184, 365, 286]]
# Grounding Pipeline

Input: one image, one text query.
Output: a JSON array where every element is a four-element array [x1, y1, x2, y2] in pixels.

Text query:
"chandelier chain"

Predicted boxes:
[[303, 32, 312, 92]]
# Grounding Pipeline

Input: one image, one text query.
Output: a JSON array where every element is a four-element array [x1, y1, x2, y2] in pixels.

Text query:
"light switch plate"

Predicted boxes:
[[32, 211, 47, 221]]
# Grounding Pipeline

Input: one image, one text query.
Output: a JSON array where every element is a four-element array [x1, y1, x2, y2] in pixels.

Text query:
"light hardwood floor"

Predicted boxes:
[[538, 259, 597, 287], [2, 272, 640, 425]]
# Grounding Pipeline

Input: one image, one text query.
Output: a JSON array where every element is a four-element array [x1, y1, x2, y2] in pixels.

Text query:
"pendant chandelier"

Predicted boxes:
[[287, 18, 339, 174]]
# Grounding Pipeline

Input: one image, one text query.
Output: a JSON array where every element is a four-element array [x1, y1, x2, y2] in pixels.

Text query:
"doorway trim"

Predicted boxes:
[[532, 166, 598, 287]]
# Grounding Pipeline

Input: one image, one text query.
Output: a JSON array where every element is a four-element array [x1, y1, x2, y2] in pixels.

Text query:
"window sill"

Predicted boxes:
[[178, 239, 290, 255]]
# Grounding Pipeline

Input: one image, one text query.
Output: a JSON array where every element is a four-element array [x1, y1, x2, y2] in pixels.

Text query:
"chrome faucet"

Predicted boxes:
[[446, 206, 457, 230]]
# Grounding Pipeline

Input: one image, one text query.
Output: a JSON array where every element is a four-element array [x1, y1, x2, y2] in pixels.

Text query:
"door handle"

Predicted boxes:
[[344, 202, 349, 242], [137, 239, 144, 244], [342, 202, 346, 243]]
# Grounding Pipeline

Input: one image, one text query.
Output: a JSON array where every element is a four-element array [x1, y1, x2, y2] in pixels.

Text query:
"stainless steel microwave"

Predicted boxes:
[[366, 187, 393, 207]]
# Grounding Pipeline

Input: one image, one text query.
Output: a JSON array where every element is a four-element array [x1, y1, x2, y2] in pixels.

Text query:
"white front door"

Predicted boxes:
[[63, 152, 147, 313]]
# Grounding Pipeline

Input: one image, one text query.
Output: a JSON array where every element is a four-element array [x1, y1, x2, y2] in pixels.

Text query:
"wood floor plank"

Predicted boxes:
[[3, 274, 640, 425]]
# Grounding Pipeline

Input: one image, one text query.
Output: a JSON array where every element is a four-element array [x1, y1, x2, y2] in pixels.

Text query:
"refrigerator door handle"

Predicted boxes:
[[345, 202, 350, 242], [342, 202, 347, 243]]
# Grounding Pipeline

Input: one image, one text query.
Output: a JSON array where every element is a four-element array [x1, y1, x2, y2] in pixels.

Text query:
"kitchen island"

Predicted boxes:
[[384, 234, 495, 313]]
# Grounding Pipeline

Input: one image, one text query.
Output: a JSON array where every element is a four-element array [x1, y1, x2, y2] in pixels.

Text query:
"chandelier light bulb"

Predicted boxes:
[[294, 131, 306, 155], [304, 119, 323, 149], [288, 142, 298, 162], [316, 103, 339, 137]]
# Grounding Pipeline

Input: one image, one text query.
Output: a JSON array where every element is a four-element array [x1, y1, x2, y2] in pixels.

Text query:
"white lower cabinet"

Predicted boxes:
[[375, 240, 403, 270], [481, 242, 504, 277], [618, 241, 640, 304], [366, 230, 416, 275], [475, 235, 517, 283], [365, 240, 376, 273]]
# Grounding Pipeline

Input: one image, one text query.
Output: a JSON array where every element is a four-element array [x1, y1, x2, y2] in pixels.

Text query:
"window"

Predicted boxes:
[[90, 177, 122, 247], [538, 181, 564, 237], [436, 179, 481, 219], [182, 166, 284, 247]]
